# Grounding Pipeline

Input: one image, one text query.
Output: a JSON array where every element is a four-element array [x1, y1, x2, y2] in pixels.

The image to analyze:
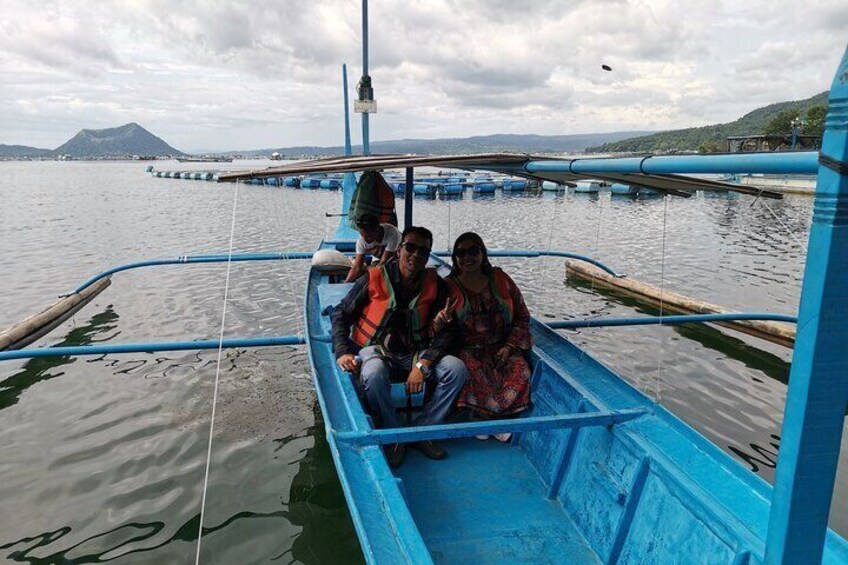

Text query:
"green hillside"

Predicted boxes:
[[587, 91, 828, 153]]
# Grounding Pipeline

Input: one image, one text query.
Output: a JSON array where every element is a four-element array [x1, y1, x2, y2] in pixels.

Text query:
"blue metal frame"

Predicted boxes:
[[0, 335, 305, 362], [545, 313, 797, 329], [522, 151, 819, 176], [361, 0, 370, 155], [764, 46, 848, 564], [73, 252, 314, 294]]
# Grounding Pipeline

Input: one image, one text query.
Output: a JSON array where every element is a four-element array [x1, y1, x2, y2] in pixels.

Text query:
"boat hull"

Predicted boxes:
[[305, 240, 848, 564]]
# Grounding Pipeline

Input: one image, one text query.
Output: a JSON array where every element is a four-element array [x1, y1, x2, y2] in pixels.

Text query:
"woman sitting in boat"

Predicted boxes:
[[345, 213, 401, 282], [433, 232, 533, 441]]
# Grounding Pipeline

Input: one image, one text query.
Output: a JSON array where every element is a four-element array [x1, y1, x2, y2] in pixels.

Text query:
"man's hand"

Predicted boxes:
[[337, 354, 360, 373], [406, 364, 426, 394]]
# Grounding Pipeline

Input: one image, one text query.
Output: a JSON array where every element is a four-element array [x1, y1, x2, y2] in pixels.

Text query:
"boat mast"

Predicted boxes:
[[359, 0, 372, 155], [764, 45, 848, 564], [343, 64, 352, 157], [340, 64, 355, 223]]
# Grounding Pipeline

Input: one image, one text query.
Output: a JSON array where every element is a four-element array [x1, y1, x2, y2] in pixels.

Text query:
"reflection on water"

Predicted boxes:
[[1, 161, 846, 560], [0, 307, 119, 410]]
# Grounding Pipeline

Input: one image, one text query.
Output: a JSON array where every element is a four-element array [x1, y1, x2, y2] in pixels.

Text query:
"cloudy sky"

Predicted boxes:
[[2, 0, 846, 151]]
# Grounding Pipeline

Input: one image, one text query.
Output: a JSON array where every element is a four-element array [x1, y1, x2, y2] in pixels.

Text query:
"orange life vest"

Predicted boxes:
[[446, 267, 514, 327], [351, 265, 440, 348]]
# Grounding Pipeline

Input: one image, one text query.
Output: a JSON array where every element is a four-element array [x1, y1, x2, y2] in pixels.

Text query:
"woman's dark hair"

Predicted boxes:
[[451, 232, 493, 275]]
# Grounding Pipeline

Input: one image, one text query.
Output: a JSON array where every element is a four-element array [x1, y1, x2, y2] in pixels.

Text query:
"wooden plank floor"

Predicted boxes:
[[394, 438, 601, 564]]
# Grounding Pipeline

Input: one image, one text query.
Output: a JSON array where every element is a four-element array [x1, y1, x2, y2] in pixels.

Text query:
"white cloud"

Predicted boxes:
[[0, 0, 844, 150]]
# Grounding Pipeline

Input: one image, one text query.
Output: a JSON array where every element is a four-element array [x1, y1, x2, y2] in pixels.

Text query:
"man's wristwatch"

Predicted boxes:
[[415, 361, 431, 376]]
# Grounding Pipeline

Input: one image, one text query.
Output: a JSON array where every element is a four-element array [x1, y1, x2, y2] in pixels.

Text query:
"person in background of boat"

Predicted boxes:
[[347, 170, 398, 228], [332, 226, 468, 468], [434, 232, 533, 442], [344, 213, 401, 283]]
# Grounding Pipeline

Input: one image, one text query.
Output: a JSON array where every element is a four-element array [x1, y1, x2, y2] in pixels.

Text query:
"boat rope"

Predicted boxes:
[[271, 181, 305, 339], [580, 193, 606, 360], [589, 192, 605, 294], [653, 195, 669, 404], [544, 191, 564, 296], [756, 199, 808, 254], [195, 179, 241, 564]]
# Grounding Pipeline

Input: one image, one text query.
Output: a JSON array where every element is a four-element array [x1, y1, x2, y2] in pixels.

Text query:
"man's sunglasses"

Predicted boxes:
[[454, 245, 481, 259], [401, 241, 432, 257]]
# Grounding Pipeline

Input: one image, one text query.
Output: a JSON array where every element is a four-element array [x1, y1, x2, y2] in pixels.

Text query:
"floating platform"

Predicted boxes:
[[565, 260, 795, 348]]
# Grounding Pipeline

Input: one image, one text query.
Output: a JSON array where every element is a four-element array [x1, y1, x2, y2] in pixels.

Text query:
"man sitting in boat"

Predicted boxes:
[[344, 213, 401, 282], [332, 226, 468, 468]]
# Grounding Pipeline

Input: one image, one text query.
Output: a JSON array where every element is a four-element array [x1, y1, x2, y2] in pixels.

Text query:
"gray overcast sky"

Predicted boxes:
[[2, 0, 846, 151]]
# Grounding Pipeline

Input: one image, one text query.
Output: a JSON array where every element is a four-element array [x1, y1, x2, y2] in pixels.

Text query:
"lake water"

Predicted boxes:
[[0, 160, 845, 563]]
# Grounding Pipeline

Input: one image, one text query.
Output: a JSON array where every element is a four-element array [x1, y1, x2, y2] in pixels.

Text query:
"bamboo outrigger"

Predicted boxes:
[[565, 259, 796, 348]]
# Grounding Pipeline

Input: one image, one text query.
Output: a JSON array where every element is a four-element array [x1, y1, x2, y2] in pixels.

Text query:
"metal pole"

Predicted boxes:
[[361, 0, 370, 155], [404, 167, 414, 228], [0, 335, 306, 362], [343, 64, 352, 156], [523, 151, 819, 176], [765, 46, 848, 564]]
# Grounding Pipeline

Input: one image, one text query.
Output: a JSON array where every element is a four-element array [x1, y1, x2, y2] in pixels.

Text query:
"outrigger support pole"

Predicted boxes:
[[765, 46, 848, 565], [0, 335, 306, 363], [544, 313, 797, 330], [73, 252, 314, 294]]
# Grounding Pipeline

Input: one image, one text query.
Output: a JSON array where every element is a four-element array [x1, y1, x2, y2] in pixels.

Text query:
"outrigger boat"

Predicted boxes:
[[1, 5, 847, 564]]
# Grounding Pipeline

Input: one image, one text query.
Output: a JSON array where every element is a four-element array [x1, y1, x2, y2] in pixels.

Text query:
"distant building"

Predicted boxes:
[[726, 135, 821, 153]]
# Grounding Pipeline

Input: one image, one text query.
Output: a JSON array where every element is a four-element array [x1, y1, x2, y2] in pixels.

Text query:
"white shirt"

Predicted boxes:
[[355, 223, 401, 257]]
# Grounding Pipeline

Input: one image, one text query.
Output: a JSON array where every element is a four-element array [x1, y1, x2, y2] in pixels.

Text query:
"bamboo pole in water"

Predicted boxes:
[[565, 260, 795, 348], [0, 276, 112, 351]]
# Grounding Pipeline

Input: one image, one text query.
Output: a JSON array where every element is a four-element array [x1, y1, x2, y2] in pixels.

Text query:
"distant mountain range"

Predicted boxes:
[[0, 90, 831, 160], [588, 91, 829, 153], [248, 132, 654, 158], [0, 123, 185, 159]]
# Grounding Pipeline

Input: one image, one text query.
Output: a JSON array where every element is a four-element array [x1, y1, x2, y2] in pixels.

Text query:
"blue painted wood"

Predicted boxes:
[[336, 409, 647, 446], [765, 46, 848, 565], [0, 335, 305, 361], [606, 457, 650, 564], [524, 151, 819, 176], [546, 398, 588, 499]]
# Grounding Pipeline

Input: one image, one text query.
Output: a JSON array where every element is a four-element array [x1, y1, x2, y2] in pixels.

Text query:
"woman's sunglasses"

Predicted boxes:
[[400, 241, 432, 257], [454, 245, 481, 259]]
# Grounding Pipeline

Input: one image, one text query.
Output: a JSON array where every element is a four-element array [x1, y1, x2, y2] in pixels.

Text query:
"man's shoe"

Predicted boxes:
[[385, 443, 406, 468], [415, 440, 447, 460]]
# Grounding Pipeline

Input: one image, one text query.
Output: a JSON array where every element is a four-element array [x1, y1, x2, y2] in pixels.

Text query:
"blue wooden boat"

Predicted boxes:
[[2, 4, 846, 562], [293, 146, 848, 564]]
